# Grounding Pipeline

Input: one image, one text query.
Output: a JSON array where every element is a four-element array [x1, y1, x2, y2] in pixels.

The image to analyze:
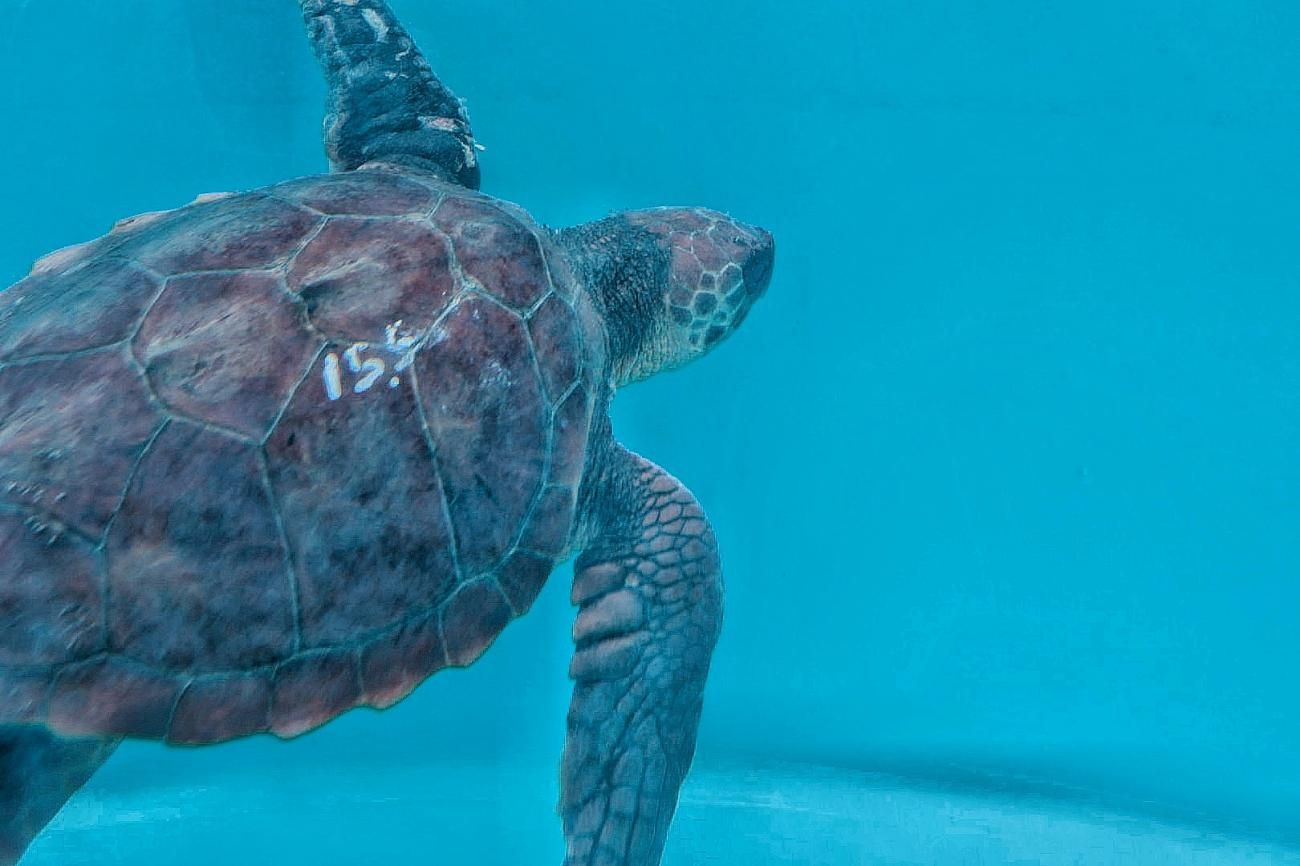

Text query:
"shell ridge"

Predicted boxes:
[[98, 419, 170, 553], [161, 676, 196, 744], [430, 217, 476, 300], [96, 418, 169, 689], [124, 269, 175, 348], [491, 315, 558, 578], [0, 341, 126, 369], [262, 190, 331, 218], [261, 344, 331, 446], [406, 361, 466, 586], [121, 344, 178, 418], [257, 447, 303, 656], [282, 216, 332, 275]]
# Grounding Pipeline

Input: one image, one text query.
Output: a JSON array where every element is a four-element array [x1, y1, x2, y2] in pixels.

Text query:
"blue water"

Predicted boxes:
[[3, 0, 1299, 863]]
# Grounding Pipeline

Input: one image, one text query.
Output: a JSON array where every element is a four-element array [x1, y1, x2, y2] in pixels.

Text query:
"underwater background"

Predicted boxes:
[[2, 0, 1298, 863]]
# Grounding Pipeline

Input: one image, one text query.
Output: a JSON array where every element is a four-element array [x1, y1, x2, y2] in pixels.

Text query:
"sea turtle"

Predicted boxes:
[[0, 1, 773, 864]]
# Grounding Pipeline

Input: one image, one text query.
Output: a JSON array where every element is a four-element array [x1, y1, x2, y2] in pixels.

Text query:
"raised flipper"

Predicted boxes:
[[563, 447, 724, 866], [0, 727, 118, 865], [299, 0, 481, 188]]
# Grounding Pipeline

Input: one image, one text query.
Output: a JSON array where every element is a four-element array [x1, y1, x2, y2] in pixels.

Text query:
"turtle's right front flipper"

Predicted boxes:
[[563, 447, 724, 866], [299, 0, 480, 187]]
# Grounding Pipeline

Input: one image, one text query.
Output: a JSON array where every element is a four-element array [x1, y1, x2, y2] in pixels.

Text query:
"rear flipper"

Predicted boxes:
[[0, 727, 117, 866]]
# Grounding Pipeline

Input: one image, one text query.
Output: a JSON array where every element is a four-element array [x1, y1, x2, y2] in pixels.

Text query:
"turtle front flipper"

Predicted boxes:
[[563, 446, 723, 866], [299, 0, 480, 187]]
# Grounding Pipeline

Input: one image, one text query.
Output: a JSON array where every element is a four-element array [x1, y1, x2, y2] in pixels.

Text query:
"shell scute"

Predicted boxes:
[[518, 485, 576, 559], [271, 649, 362, 738], [168, 673, 273, 745], [106, 421, 296, 673], [287, 217, 457, 344], [0, 259, 160, 362], [414, 298, 547, 574], [0, 511, 103, 666], [360, 611, 446, 709], [0, 350, 163, 537], [432, 195, 549, 311], [127, 194, 322, 274], [550, 384, 593, 489], [47, 657, 183, 739], [442, 579, 512, 667], [264, 357, 457, 647], [528, 294, 582, 402], [133, 271, 322, 439], [30, 240, 105, 277], [271, 171, 439, 217], [497, 551, 552, 616]]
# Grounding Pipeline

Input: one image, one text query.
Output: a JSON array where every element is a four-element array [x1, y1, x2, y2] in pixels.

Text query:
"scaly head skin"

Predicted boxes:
[[556, 207, 775, 386]]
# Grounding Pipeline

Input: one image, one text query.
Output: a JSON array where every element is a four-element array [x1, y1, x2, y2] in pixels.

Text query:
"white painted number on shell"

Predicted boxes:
[[323, 321, 422, 402], [322, 352, 344, 401], [345, 343, 386, 393]]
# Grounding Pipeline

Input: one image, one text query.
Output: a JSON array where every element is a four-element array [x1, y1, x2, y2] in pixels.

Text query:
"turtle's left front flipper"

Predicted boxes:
[[299, 0, 480, 187], [563, 447, 724, 866]]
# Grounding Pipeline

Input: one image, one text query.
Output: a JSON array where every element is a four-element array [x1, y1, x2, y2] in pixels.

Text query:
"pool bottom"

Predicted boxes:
[[23, 757, 1300, 865]]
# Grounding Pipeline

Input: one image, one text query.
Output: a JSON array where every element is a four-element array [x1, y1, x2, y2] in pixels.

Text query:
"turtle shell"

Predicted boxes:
[[0, 168, 605, 743]]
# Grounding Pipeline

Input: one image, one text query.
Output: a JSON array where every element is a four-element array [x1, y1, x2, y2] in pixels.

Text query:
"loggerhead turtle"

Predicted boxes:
[[0, 1, 774, 864]]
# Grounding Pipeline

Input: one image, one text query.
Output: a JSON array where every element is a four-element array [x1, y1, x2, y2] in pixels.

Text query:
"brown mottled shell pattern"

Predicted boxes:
[[0, 168, 606, 743]]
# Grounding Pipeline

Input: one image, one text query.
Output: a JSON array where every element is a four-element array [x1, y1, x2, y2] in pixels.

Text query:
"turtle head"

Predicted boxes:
[[558, 207, 774, 386]]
